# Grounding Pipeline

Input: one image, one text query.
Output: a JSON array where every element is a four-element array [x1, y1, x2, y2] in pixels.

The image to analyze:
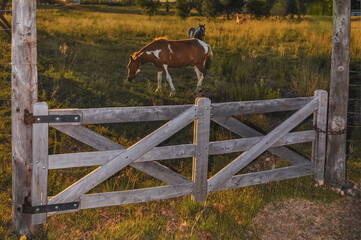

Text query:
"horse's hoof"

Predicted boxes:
[[169, 92, 175, 97], [155, 88, 162, 93], [196, 87, 203, 92]]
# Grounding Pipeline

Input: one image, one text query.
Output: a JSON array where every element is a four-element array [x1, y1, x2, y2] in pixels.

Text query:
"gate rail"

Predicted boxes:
[[28, 90, 328, 225]]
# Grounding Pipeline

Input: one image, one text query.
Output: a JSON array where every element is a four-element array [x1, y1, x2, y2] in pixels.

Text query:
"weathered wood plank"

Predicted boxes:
[[12, 0, 38, 234], [48, 106, 195, 204], [212, 117, 310, 165], [54, 125, 121, 150], [192, 98, 211, 202], [48, 97, 312, 124], [80, 183, 194, 210], [31, 103, 49, 224], [213, 163, 313, 192], [50, 105, 192, 124], [53, 125, 192, 185], [209, 130, 316, 155], [211, 97, 313, 116], [49, 144, 195, 169], [208, 98, 319, 191], [130, 161, 192, 185], [48, 131, 314, 169], [326, 0, 350, 186], [312, 90, 328, 181]]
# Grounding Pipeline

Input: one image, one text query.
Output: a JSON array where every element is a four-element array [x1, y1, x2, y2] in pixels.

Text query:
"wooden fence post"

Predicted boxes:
[[326, 0, 350, 186], [11, 0, 38, 235], [31, 103, 49, 225], [192, 98, 211, 202], [312, 90, 328, 182]]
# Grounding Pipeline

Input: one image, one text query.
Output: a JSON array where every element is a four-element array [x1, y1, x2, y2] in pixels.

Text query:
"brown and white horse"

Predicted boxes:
[[188, 24, 205, 40], [127, 38, 213, 96]]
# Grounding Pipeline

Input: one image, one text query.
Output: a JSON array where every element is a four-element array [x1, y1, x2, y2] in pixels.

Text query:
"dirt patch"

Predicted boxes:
[[254, 197, 361, 240]]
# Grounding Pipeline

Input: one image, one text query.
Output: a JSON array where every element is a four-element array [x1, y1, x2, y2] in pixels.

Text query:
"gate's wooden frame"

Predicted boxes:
[[30, 90, 327, 225]]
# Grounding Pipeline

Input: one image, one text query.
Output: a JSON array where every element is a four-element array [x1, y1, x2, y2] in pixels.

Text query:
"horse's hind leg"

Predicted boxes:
[[163, 65, 176, 96], [155, 71, 163, 93], [194, 65, 205, 92]]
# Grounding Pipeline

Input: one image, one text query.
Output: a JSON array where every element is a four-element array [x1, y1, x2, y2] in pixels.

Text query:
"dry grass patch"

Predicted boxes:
[[254, 196, 361, 240]]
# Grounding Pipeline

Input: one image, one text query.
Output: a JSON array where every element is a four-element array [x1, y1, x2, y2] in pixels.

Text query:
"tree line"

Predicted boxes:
[[138, 0, 335, 19]]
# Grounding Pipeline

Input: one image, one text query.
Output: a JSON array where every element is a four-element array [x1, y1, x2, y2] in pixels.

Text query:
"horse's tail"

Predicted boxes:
[[205, 45, 213, 70]]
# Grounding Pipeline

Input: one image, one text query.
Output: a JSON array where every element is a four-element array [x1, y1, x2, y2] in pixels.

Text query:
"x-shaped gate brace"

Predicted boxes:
[[27, 91, 328, 225]]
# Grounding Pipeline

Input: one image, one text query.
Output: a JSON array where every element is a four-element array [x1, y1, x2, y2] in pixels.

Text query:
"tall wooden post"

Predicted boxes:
[[12, 0, 38, 236], [326, 0, 350, 186]]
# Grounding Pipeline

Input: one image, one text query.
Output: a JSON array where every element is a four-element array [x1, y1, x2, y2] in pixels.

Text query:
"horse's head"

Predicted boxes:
[[127, 55, 141, 82]]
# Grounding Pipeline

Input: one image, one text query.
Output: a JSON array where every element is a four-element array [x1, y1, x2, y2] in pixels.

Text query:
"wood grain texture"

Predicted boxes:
[[313, 90, 328, 181], [326, 0, 350, 186], [50, 105, 191, 124], [53, 125, 192, 185], [31, 103, 49, 224], [211, 97, 313, 116], [212, 117, 310, 165], [80, 183, 194, 209], [213, 163, 313, 192], [48, 131, 314, 169], [192, 98, 211, 202], [48, 107, 195, 205], [208, 98, 318, 191], [11, 0, 38, 234]]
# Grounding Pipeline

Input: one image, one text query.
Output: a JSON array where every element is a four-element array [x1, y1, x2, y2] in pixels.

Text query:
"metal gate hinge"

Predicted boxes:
[[22, 201, 80, 214], [24, 110, 80, 125]]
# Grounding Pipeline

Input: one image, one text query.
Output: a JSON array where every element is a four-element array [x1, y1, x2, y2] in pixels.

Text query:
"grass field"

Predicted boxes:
[[0, 5, 360, 239]]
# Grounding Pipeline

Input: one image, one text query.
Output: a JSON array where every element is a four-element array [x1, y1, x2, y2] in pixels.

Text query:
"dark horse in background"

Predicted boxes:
[[188, 24, 205, 40], [127, 38, 213, 96]]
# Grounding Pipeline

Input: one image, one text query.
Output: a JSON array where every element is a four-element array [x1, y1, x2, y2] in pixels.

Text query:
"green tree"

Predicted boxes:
[[190, 0, 204, 15], [246, 0, 268, 18], [202, 0, 221, 18], [175, 0, 191, 19], [136, 0, 161, 18], [220, 0, 244, 19], [285, 0, 299, 18]]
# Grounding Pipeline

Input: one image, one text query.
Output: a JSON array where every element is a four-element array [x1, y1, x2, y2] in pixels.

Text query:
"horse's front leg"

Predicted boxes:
[[155, 71, 163, 93]]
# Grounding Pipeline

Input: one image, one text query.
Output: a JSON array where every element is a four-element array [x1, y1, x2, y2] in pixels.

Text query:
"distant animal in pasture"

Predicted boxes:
[[127, 38, 213, 96], [188, 24, 205, 40], [236, 14, 247, 24]]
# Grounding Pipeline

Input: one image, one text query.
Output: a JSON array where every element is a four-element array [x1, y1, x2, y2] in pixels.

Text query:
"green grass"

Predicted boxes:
[[0, 5, 360, 239]]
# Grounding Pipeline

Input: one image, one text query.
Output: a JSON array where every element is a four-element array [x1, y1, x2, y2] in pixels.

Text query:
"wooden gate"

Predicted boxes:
[[27, 90, 327, 225]]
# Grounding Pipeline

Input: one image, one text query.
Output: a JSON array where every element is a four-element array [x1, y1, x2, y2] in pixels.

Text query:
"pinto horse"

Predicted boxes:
[[188, 24, 205, 40], [127, 38, 213, 96]]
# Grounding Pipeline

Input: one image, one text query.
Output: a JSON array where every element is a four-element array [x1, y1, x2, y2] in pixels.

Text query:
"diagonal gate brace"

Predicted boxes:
[[48, 106, 196, 205], [208, 97, 319, 191]]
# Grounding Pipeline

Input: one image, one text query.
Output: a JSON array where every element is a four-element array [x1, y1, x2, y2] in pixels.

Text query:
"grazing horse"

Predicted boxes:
[[188, 24, 205, 40], [127, 38, 213, 96]]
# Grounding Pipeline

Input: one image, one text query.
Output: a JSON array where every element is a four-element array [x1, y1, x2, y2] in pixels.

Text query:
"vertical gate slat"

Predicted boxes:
[[313, 90, 328, 182], [31, 103, 49, 224], [192, 98, 211, 202]]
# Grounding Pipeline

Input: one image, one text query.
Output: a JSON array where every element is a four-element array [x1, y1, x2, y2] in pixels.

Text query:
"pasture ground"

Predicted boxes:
[[0, 4, 360, 239]]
